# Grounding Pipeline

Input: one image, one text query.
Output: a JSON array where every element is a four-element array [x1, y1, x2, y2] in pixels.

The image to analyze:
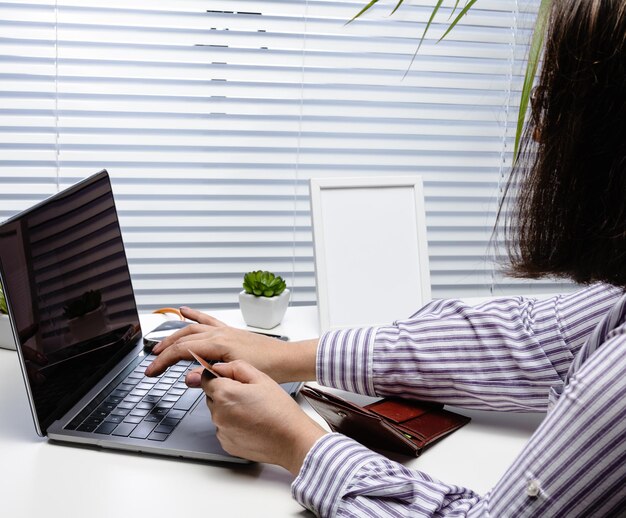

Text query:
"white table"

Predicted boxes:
[[0, 306, 545, 518]]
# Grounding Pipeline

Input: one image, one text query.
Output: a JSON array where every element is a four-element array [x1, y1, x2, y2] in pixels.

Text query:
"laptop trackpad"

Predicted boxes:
[[166, 392, 227, 453], [179, 393, 216, 434]]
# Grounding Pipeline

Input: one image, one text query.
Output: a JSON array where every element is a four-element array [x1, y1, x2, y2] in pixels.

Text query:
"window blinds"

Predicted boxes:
[[0, 0, 572, 313]]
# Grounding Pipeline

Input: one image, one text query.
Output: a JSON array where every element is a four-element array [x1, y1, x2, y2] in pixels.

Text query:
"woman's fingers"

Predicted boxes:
[[145, 335, 222, 377], [151, 323, 210, 354], [180, 306, 227, 327], [185, 366, 204, 387]]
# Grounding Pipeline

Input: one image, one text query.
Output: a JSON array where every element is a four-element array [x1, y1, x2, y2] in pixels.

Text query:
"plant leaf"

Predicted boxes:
[[514, 0, 552, 159], [0, 287, 7, 314], [438, 0, 479, 42], [401, 0, 445, 78], [390, 0, 404, 17], [418, 0, 445, 52], [347, 0, 381, 24], [449, 0, 461, 20]]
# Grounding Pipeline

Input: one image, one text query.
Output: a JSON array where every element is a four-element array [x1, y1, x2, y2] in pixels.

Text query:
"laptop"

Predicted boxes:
[[0, 170, 300, 463]]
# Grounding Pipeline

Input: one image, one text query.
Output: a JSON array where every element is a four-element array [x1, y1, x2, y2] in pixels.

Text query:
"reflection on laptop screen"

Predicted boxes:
[[0, 171, 141, 432]]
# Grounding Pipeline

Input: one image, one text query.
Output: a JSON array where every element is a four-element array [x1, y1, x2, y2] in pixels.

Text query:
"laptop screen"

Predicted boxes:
[[0, 171, 142, 434]]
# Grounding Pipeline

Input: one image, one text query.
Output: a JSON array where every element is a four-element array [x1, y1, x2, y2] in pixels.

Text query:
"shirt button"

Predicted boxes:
[[526, 479, 541, 498]]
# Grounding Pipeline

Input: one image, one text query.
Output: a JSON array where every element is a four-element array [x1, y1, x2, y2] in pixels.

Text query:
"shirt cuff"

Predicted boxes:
[[316, 326, 378, 396], [291, 433, 380, 517]]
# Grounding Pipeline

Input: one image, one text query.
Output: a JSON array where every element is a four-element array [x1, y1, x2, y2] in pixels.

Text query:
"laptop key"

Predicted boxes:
[[143, 395, 161, 403], [161, 417, 181, 428], [166, 409, 186, 420], [123, 395, 142, 403], [150, 406, 170, 417], [95, 421, 118, 435], [111, 408, 130, 417], [117, 402, 135, 410], [84, 416, 105, 426], [154, 424, 174, 434], [130, 408, 149, 417], [98, 402, 116, 412], [130, 421, 158, 439], [123, 415, 143, 424], [147, 432, 169, 442], [104, 414, 124, 424], [112, 422, 137, 437], [77, 422, 99, 433], [173, 390, 202, 411], [144, 415, 162, 423], [136, 402, 155, 410]]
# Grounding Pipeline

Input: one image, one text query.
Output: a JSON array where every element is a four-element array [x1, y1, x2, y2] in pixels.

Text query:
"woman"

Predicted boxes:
[[145, 1, 626, 515]]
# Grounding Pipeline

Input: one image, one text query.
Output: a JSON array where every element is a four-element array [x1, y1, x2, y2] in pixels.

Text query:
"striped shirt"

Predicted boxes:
[[291, 283, 626, 517]]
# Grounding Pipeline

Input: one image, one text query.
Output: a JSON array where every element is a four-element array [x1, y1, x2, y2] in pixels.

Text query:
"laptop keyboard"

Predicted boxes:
[[64, 354, 202, 442]]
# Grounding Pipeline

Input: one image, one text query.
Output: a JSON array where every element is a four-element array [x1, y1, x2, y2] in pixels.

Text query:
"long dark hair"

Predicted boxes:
[[503, 0, 626, 287]]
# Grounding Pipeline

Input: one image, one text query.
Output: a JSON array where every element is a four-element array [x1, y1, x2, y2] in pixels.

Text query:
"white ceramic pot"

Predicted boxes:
[[0, 313, 16, 350], [238, 289, 290, 329]]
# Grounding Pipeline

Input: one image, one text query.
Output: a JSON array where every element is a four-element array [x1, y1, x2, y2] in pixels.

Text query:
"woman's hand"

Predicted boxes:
[[202, 360, 327, 475], [144, 306, 318, 383]]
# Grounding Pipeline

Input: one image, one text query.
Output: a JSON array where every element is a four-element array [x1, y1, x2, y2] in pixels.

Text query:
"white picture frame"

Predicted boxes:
[[310, 176, 431, 332]]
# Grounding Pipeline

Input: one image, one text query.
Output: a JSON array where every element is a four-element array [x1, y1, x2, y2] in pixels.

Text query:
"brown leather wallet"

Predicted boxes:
[[300, 385, 470, 457]]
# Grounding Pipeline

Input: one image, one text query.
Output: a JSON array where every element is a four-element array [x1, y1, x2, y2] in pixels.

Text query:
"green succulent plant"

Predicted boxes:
[[0, 286, 7, 315], [63, 289, 102, 319], [243, 271, 287, 298]]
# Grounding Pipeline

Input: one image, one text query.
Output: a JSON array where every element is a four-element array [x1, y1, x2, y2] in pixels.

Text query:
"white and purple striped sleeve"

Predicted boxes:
[[317, 283, 620, 411], [294, 333, 626, 517], [291, 433, 480, 517]]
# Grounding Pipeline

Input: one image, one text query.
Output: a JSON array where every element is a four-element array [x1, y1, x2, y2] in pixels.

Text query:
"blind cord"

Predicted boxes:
[[491, 0, 519, 296], [291, 0, 309, 302]]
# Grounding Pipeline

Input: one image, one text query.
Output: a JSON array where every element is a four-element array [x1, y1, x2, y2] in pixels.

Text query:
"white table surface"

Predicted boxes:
[[0, 305, 545, 518]]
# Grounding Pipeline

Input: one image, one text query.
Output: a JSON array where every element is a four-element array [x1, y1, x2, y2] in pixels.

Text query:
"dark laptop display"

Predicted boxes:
[[0, 170, 296, 463], [0, 171, 141, 433]]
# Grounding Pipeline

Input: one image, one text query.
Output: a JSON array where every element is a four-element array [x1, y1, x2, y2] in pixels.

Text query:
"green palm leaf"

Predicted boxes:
[[390, 0, 405, 17], [396, 0, 445, 77], [514, 0, 552, 159], [350, 0, 551, 159], [438, 0, 479, 42], [416, 0, 445, 53], [403, 0, 477, 76], [347, 0, 381, 24], [0, 287, 7, 314]]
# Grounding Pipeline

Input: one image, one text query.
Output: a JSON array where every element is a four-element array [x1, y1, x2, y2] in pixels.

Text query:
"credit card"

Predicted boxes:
[[188, 349, 222, 379]]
